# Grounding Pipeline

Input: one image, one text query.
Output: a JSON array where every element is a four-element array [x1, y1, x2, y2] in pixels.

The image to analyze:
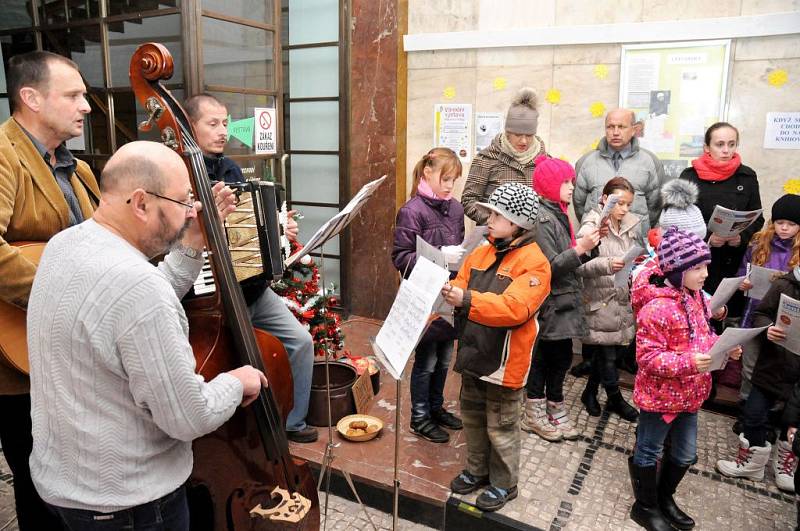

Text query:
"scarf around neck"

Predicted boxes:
[[500, 132, 542, 166], [416, 178, 450, 200], [691, 152, 741, 182]]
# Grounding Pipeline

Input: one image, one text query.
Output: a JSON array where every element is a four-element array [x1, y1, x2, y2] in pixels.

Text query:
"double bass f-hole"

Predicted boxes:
[[129, 42, 319, 530]]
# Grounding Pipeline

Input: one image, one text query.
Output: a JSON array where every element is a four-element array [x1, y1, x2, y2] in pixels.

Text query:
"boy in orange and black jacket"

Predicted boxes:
[[441, 182, 551, 512]]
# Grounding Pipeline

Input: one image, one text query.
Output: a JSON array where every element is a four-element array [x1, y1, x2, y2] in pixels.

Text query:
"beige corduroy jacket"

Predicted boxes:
[[0, 117, 99, 394]]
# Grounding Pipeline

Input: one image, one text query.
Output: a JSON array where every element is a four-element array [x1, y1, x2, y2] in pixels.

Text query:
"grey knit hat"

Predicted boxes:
[[475, 182, 539, 230], [505, 88, 539, 135], [658, 179, 706, 239]]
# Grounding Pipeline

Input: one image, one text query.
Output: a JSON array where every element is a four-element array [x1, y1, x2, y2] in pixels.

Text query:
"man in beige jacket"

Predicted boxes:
[[0, 50, 99, 530]]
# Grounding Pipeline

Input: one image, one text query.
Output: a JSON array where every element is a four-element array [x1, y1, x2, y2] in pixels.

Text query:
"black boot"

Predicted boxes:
[[628, 457, 672, 531], [570, 359, 592, 378], [658, 460, 695, 529], [581, 378, 601, 416], [606, 388, 639, 422]]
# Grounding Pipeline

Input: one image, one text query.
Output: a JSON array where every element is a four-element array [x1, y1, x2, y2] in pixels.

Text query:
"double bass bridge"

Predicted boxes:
[[249, 486, 311, 524]]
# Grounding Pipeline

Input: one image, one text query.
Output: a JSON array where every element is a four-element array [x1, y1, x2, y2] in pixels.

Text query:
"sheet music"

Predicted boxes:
[[747, 265, 784, 300], [709, 275, 746, 313], [707, 326, 770, 372], [599, 194, 620, 226], [613, 245, 646, 288]]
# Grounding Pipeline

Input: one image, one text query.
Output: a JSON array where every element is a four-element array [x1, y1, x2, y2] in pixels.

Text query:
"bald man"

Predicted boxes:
[[573, 108, 666, 235], [26, 141, 267, 530]]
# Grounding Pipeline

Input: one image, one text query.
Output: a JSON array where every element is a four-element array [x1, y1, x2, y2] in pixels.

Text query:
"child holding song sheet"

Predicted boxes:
[[441, 182, 551, 512], [392, 147, 465, 444]]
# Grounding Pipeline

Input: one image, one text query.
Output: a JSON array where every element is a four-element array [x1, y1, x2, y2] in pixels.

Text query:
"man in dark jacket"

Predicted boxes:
[[185, 94, 318, 443]]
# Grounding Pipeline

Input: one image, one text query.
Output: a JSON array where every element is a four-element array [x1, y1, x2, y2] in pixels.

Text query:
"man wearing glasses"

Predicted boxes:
[[184, 93, 318, 444], [26, 140, 268, 530]]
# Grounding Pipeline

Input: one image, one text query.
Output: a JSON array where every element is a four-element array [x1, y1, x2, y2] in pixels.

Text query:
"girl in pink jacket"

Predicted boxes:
[[627, 227, 741, 531]]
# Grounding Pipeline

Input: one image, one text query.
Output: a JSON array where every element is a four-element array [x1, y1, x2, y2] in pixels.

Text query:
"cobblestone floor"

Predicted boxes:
[[1, 375, 796, 530]]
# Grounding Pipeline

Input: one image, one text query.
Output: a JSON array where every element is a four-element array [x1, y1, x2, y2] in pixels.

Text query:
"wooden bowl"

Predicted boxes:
[[336, 414, 383, 442]]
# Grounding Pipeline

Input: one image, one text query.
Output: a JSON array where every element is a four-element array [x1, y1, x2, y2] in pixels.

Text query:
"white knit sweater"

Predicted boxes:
[[27, 219, 243, 512]]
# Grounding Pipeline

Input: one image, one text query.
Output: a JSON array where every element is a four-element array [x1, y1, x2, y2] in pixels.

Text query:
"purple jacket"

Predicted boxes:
[[392, 194, 465, 342], [736, 235, 795, 327]]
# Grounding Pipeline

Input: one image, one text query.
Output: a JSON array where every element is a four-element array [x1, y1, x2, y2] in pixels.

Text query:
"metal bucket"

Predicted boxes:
[[306, 361, 358, 427]]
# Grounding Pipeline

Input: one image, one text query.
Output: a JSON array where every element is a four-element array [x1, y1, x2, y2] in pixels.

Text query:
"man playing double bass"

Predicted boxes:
[[27, 140, 269, 529]]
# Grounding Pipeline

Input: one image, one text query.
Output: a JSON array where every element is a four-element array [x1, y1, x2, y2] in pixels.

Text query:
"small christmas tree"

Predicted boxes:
[[272, 240, 345, 359]]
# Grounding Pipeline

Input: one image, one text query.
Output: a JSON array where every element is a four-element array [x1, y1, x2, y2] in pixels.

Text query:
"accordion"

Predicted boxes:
[[193, 180, 287, 296]]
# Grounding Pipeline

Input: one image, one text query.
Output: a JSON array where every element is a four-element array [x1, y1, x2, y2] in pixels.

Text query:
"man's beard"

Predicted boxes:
[[147, 210, 192, 257]]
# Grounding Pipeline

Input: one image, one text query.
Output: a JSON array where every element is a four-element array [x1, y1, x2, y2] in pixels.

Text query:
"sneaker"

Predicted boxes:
[[547, 400, 580, 441], [773, 439, 798, 493], [716, 433, 771, 480], [450, 470, 490, 494], [410, 418, 449, 443], [521, 398, 562, 441], [432, 408, 463, 430], [286, 426, 318, 443], [475, 485, 518, 512]]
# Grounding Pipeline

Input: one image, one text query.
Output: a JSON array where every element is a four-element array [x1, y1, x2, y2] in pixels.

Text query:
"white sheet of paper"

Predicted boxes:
[[710, 275, 747, 313], [415, 236, 447, 271], [776, 293, 800, 356], [707, 326, 770, 372], [613, 245, 646, 288], [599, 194, 620, 226], [707, 205, 763, 238], [747, 265, 784, 300]]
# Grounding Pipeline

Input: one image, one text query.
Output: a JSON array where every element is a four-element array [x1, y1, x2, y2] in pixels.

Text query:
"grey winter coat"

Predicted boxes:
[[573, 137, 665, 235], [534, 199, 587, 341], [461, 133, 546, 224], [576, 208, 644, 346]]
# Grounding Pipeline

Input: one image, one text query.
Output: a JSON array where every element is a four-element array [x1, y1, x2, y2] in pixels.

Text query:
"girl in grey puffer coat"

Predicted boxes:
[[576, 177, 643, 422]]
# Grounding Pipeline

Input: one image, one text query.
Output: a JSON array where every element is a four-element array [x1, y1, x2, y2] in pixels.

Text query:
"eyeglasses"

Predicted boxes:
[[127, 190, 195, 211]]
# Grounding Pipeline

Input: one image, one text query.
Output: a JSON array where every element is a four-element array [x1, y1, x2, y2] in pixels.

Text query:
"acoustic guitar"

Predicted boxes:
[[0, 242, 45, 375]]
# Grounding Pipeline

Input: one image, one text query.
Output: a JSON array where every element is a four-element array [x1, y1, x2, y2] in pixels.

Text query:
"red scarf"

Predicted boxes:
[[691, 152, 741, 182]]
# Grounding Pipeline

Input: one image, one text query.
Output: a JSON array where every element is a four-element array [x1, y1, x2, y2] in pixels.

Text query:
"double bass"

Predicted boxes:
[[129, 43, 320, 530]]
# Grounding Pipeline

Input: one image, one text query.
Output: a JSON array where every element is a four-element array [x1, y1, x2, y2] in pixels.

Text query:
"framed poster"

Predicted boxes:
[[620, 40, 731, 168]]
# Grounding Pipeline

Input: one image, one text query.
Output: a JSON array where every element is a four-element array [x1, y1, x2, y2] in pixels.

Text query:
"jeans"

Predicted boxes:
[[633, 411, 698, 467], [248, 287, 314, 432], [0, 394, 64, 531], [526, 338, 573, 402], [410, 339, 453, 421], [742, 384, 778, 447], [584, 344, 622, 391], [50, 485, 189, 531]]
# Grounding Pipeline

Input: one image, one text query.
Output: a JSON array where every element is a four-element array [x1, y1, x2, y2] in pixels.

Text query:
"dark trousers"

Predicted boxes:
[[584, 344, 623, 391], [409, 339, 453, 421], [743, 384, 786, 447], [0, 393, 63, 531], [49, 485, 189, 531], [526, 338, 573, 402]]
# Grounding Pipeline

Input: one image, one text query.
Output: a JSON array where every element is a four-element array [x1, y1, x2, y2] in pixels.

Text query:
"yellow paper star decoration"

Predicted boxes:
[[545, 88, 562, 104], [589, 102, 606, 118], [443, 86, 456, 100], [593, 64, 609, 80], [767, 69, 788, 88], [591, 139, 600, 150], [493, 77, 507, 91], [784, 178, 800, 195]]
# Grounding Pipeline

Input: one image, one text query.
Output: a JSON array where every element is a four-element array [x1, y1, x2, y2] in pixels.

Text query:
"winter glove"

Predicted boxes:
[[441, 245, 466, 270]]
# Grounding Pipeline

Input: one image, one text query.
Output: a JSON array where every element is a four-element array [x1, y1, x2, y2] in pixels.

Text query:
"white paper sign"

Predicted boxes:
[[434, 103, 472, 162], [254, 107, 277, 155], [374, 257, 451, 379], [776, 293, 800, 356], [707, 326, 770, 372], [709, 275, 747, 313], [707, 205, 763, 238], [475, 112, 503, 154], [747, 265, 784, 300], [764, 112, 800, 150]]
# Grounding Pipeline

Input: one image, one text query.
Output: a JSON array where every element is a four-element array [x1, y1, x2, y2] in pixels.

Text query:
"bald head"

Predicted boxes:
[[605, 108, 636, 150], [100, 141, 187, 195]]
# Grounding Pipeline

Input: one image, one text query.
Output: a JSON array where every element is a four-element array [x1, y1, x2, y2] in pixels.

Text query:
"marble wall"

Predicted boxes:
[[405, 0, 800, 214]]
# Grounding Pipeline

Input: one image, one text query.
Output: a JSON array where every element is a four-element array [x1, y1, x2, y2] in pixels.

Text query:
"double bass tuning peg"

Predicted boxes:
[[138, 96, 164, 132]]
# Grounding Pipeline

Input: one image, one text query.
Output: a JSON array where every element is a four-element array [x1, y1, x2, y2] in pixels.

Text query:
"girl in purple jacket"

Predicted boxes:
[[392, 147, 465, 443]]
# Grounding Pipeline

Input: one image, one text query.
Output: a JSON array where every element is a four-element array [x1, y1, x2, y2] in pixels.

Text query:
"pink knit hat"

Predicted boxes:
[[532, 155, 575, 203]]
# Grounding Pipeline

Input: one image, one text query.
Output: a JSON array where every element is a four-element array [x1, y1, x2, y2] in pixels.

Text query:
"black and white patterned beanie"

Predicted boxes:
[[475, 182, 540, 230]]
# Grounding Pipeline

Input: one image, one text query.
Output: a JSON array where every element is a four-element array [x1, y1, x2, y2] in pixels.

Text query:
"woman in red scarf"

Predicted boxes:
[[678, 122, 764, 319]]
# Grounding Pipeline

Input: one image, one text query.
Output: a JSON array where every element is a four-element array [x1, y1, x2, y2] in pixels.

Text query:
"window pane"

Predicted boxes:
[[108, 0, 181, 17], [202, 0, 273, 24], [108, 14, 183, 87], [203, 17, 275, 91], [1, 0, 33, 30], [289, 155, 338, 204], [39, 0, 98, 25], [288, 47, 338, 98], [83, 90, 112, 155], [288, 101, 338, 151], [0, 99, 9, 121], [42, 26, 105, 87], [288, 0, 338, 45], [204, 92, 278, 156], [298, 205, 339, 255]]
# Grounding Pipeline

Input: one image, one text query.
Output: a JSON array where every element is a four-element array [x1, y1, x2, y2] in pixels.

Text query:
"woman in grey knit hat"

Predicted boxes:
[[461, 87, 547, 224]]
